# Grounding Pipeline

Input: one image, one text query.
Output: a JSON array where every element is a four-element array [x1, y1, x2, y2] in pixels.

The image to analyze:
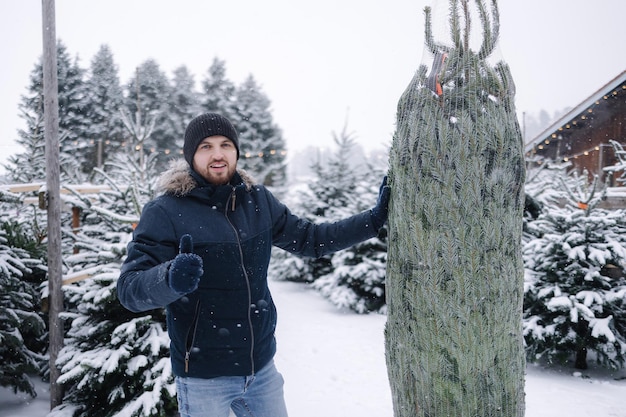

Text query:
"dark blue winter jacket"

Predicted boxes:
[[117, 160, 380, 379]]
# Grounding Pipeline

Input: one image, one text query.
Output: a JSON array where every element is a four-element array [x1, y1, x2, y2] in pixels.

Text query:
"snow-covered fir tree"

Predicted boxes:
[[83, 44, 126, 174], [312, 157, 388, 314], [55, 41, 90, 180], [524, 160, 572, 209], [232, 75, 287, 187], [269, 127, 387, 313], [523, 170, 626, 369], [6, 41, 87, 182], [168, 65, 201, 157], [53, 148, 176, 416], [307, 126, 365, 221], [125, 59, 175, 171], [0, 203, 46, 398], [523, 160, 577, 242], [270, 127, 360, 284], [199, 58, 237, 118], [4, 108, 46, 183], [605, 140, 626, 185]]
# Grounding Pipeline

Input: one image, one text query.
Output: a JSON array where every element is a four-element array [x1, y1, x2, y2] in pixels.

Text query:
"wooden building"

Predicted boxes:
[[524, 69, 626, 185]]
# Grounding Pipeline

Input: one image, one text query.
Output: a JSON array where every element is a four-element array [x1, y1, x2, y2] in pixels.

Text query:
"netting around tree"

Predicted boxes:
[[386, 1, 526, 416]]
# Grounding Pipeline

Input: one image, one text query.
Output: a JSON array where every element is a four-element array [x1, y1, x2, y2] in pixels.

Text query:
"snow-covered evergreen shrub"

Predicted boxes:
[[59, 276, 174, 417], [312, 161, 388, 314], [312, 231, 387, 314], [524, 161, 574, 211], [0, 209, 46, 397], [270, 128, 388, 313], [269, 129, 358, 285], [54, 148, 177, 416], [523, 161, 574, 243], [523, 171, 626, 369], [604, 140, 626, 184]]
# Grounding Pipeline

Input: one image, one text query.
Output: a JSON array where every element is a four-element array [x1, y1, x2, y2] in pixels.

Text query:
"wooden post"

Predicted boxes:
[[97, 138, 103, 168], [72, 206, 80, 254], [42, 0, 64, 409]]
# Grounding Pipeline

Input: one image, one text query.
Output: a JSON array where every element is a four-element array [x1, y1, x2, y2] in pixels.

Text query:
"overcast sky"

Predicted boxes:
[[1, 0, 625, 168]]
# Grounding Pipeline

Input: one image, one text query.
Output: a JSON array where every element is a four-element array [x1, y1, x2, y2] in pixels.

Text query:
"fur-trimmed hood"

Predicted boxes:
[[156, 159, 255, 197]]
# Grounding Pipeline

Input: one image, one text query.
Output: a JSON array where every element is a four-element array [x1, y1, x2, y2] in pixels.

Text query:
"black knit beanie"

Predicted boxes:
[[183, 113, 240, 166]]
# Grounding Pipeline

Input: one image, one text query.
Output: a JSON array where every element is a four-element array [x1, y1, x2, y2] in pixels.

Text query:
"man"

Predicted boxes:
[[117, 113, 390, 417]]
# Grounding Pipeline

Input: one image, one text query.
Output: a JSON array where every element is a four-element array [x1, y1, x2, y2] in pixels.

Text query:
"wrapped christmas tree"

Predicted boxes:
[[385, 1, 526, 416]]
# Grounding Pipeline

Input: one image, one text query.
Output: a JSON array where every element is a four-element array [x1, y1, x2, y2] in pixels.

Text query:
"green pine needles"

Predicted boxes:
[[386, 1, 526, 416]]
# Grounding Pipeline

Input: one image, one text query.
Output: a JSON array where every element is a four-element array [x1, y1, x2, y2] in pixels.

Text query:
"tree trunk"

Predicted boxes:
[[385, 1, 526, 416], [574, 319, 589, 370]]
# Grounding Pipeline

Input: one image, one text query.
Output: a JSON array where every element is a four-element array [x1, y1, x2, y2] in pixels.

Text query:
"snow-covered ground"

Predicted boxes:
[[1, 279, 625, 417]]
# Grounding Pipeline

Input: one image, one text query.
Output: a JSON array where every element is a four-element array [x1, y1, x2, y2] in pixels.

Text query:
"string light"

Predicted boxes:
[[528, 142, 609, 161], [60, 140, 288, 161], [558, 144, 603, 162], [529, 83, 624, 157], [131, 147, 289, 159]]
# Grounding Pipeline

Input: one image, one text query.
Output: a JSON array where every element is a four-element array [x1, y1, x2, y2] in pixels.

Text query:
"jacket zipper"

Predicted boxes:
[[184, 299, 202, 373], [226, 187, 256, 376]]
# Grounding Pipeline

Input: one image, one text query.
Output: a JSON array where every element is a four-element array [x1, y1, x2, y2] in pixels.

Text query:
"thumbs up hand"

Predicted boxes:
[[168, 234, 203, 294]]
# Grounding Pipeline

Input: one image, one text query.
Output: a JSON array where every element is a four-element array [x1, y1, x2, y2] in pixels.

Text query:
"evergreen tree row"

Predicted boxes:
[[0, 40, 289, 415], [5, 41, 286, 186]]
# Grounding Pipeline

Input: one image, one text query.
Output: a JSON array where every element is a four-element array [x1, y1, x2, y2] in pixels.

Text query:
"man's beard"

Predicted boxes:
[[201, 161, 234, 185]]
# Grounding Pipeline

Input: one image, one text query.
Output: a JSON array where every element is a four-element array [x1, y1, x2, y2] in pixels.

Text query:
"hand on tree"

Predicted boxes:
[[371, 176, 391, 230]]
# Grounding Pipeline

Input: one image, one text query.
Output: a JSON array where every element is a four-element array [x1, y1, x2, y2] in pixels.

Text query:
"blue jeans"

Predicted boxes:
[[175, 360, 289, 417]]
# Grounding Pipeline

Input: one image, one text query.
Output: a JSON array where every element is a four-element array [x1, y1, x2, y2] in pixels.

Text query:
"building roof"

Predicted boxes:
[[524, 69, 626, 154]]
